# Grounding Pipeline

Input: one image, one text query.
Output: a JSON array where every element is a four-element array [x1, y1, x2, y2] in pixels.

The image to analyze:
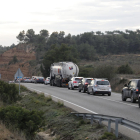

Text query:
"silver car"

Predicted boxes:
[[68, 77, 83, 90], [44, 77, 50, 85], [87, 79, 111, 96]]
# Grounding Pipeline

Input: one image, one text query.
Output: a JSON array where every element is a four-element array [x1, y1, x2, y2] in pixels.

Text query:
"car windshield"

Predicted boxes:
[[97, 81, 109, 85], [86, 79, 92, 84], [75, 78, 82, 82]]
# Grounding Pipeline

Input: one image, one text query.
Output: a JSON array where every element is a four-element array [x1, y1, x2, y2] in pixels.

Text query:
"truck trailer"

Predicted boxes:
[[50, 62, 79, 87]]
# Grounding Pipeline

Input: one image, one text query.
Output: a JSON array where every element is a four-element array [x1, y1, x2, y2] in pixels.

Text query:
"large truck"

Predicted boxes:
[[50, 62, 79, 87]]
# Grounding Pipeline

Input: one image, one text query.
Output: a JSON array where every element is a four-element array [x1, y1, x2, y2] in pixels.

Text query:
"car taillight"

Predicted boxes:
[[37, 79, 39, 80], [73, 81, 77, 83], [85, 82, 88, 85], [47, 80, 49, 81], [136, 89, 139, 92]]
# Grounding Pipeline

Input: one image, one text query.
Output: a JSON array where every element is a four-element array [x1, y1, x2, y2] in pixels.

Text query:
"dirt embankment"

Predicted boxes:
[[0, 43, 36, 81]]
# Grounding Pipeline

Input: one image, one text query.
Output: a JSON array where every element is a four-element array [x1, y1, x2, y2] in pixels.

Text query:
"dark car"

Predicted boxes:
[[35, 77, 45, 84], [122, 79, 140, 103], [78, 78, 93, 93]]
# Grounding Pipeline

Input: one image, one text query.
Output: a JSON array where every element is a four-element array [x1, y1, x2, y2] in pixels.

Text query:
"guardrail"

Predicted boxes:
[[71, 112, 140, 138]]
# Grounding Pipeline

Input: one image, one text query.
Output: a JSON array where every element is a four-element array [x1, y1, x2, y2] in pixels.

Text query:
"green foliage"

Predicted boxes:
[[0, 106, 46, 137], [117, 64, 133, 74], [79, 65, 116, 80], [41, 43, 78, 77], [99, 132, 116, 140], [0, 80, 19, 103], [91, 65, 116, 80]]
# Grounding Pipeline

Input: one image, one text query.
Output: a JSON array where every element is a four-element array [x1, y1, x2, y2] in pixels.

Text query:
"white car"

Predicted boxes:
[[68, 77, 83, 90], [87, 78, 111, 96], [44, 77, 50, 85]]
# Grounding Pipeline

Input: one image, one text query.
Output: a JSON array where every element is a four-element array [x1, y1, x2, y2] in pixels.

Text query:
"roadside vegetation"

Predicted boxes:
[[0, 82, 132, 140]]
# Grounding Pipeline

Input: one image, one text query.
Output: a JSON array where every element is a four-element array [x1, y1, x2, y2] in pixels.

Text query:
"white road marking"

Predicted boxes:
[[27, 87, 98, 114]]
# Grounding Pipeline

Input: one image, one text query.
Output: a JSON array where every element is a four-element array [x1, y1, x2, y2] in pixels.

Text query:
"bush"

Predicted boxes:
[[0, 80, 19, 103], [91, 65, 116, 80], [117, 64, 133, 74], [0, 106, 46, 138]]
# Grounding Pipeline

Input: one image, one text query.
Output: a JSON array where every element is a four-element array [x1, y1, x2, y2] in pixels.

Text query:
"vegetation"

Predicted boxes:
[[117, 64, 133, 74], [0, 80, 19, 104], [0, 106, 45, 139]]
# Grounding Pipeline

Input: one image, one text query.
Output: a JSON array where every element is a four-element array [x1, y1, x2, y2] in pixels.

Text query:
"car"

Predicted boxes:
[[31, 76, 38, 83], [122, 79, 140, 103], [78, 78, 93, 93], [9, 81, 15, 84], [44, 77, 50, 85], [23, 77, 32, 83], [68, 77, 83, 90], [35, 77, 45, 84], [87, 78, 111, 96]]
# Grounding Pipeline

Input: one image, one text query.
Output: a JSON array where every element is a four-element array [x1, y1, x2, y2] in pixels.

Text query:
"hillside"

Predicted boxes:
[[0, 43, 36, 81]]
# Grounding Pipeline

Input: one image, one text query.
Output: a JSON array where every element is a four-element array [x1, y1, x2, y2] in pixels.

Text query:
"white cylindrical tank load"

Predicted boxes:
[[50, 62, 79, 79]]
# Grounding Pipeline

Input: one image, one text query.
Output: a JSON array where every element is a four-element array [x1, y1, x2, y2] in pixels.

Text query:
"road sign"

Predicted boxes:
[[14, 68, 24, 79], [14, 68, 24, 95]]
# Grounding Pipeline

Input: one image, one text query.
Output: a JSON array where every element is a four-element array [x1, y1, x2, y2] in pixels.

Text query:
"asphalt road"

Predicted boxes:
[[21, 83, 140, 140]]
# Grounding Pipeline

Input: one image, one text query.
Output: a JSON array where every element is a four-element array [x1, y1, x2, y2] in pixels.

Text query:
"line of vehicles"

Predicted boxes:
[[13, 61, 140, 108]]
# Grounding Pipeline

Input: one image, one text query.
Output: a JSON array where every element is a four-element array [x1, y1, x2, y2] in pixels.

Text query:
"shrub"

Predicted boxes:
[[90, 65, 116, 80], [0, 106, 46, 138], [0, 80, 19, 103], [117, 64, 133, 74]]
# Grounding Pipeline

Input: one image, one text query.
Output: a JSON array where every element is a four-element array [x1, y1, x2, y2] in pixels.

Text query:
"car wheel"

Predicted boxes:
[[92, 90, 95, 95], [87, 89, 90, 94], [108, 92, 111, 96], [81, 87, 85, 93], [122, 92, 126, 101], [138, 98, 140, 108], [68, 84, 70, 89], [131, 94, 136, 103], [71, 84, 74, 90], [78, 88, 81, 92]]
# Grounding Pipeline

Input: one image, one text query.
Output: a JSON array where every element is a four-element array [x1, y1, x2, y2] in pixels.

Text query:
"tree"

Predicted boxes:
[[41, 44, 78, 77], [40, 29, 49, 42], [26, 29, 35, 42], [16, 30, 25, 42]]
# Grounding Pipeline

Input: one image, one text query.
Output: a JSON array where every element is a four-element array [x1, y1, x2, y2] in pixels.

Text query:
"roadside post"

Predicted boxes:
[[14, 68, 24, 95], [0, 74, 1, 79]]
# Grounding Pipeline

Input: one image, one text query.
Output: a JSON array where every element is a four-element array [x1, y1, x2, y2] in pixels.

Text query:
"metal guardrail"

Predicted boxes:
[[71, 112, 140, 138]]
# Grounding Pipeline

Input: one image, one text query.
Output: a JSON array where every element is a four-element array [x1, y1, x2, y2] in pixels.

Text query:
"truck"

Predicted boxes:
[[50, 62, 79, 87]]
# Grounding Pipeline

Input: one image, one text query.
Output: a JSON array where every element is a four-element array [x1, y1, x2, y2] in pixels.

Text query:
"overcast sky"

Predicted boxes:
[[0, 0, 140, 46]]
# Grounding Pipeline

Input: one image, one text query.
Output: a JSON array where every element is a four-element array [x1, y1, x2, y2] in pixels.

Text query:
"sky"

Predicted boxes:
[[0, 0, 140, 46]]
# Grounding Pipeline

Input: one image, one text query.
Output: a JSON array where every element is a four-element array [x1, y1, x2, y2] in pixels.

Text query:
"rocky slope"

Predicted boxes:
[[0, 43, 36, 81]]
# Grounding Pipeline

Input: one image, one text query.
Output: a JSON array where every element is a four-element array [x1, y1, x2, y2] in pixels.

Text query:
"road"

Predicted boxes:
[[21, 83, 140, 140]]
